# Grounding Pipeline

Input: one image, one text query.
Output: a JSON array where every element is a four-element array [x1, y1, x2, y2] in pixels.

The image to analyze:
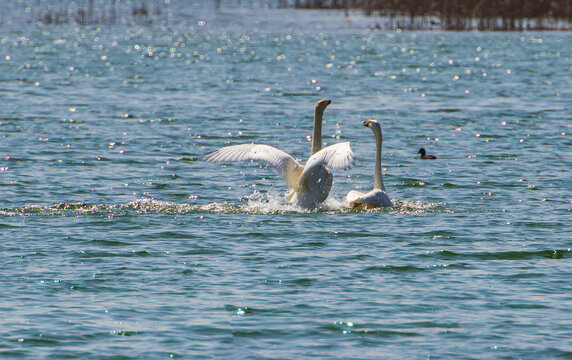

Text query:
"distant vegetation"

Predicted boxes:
[[2, 0, 570, 30], [3, 0, 168, 26], [274, 0, 572, 30]]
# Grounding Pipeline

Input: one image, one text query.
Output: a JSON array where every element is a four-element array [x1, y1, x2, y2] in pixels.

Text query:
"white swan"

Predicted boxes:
[[344, 120, 392, 209], [204, 100, 354, 208]]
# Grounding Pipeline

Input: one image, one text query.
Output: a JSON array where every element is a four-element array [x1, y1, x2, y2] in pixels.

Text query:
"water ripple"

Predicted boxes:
[[427, 249, 571, 261]]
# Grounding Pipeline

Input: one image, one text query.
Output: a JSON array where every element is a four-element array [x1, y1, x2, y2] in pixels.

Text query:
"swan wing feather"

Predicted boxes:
[[301, 142, 354, 178], [203, 143, 303, 189]]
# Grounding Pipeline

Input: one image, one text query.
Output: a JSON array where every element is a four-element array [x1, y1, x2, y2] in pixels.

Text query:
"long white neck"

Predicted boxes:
[[311, 106, 324, 155], [373, 126, 386, 192]]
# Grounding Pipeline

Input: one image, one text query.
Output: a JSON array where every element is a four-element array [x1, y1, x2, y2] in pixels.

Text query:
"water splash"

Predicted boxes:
[[240, 190, 355, 214], [389, 199, 454, 214], [0, 193, 450, 217], [240, 190, 305, 214], [0, 199, 203, 217]]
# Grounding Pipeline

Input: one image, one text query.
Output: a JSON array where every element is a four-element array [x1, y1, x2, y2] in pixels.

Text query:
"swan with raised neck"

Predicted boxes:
[[204, 99, 353, 209], [344, 119, 392, 209], [311, 99, 331, 155]]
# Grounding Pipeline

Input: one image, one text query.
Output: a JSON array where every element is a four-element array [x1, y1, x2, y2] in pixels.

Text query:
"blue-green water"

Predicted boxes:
[[1, 4, 571, 359]]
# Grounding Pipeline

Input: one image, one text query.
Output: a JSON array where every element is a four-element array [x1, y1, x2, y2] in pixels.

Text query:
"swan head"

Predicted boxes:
[[315, 99, 331, 112], [418, 148, 426, 156], [362, 119, 381, 132]]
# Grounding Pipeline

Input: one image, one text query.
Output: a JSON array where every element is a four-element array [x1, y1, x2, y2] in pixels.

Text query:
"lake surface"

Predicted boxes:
[[1, 3, 571, 359]]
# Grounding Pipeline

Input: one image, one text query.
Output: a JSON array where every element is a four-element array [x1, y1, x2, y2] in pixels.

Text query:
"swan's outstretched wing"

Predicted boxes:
[[300, 142, 354, 178], [204, 143, 303, 189]]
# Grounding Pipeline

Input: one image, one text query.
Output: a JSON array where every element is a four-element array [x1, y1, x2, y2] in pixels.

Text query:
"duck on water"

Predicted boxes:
[[418, 148, 437, 159]]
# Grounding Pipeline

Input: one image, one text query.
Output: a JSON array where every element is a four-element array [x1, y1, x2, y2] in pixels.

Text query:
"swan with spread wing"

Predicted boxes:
[[204, 100, 354, 208]]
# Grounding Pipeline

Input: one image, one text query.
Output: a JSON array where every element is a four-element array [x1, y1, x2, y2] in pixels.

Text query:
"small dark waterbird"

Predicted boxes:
[[418, 148, 437, 159]]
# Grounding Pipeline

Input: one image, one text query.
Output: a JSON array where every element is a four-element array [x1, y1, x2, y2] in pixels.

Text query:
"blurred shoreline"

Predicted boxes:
[[0, 0, 570, 31]]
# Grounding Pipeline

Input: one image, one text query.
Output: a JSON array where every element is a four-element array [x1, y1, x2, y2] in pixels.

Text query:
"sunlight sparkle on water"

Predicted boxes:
[[0, 8, 570, 359]]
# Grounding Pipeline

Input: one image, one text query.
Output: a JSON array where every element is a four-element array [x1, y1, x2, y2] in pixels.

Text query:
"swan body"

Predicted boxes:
[[288, 141, 353, 207], [344, 120, 392, 209], [204, 141, 353, 207], [345, 189, 392, 210], [204, 100, 354, 208]]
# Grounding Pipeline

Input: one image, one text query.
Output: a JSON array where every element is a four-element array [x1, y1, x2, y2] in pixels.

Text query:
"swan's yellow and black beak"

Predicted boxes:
[[317, 99, 332, 109], [362, 120, 371, 127]]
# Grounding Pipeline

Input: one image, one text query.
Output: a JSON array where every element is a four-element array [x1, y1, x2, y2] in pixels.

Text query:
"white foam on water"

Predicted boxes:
[[0, 194, 451, 217]]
